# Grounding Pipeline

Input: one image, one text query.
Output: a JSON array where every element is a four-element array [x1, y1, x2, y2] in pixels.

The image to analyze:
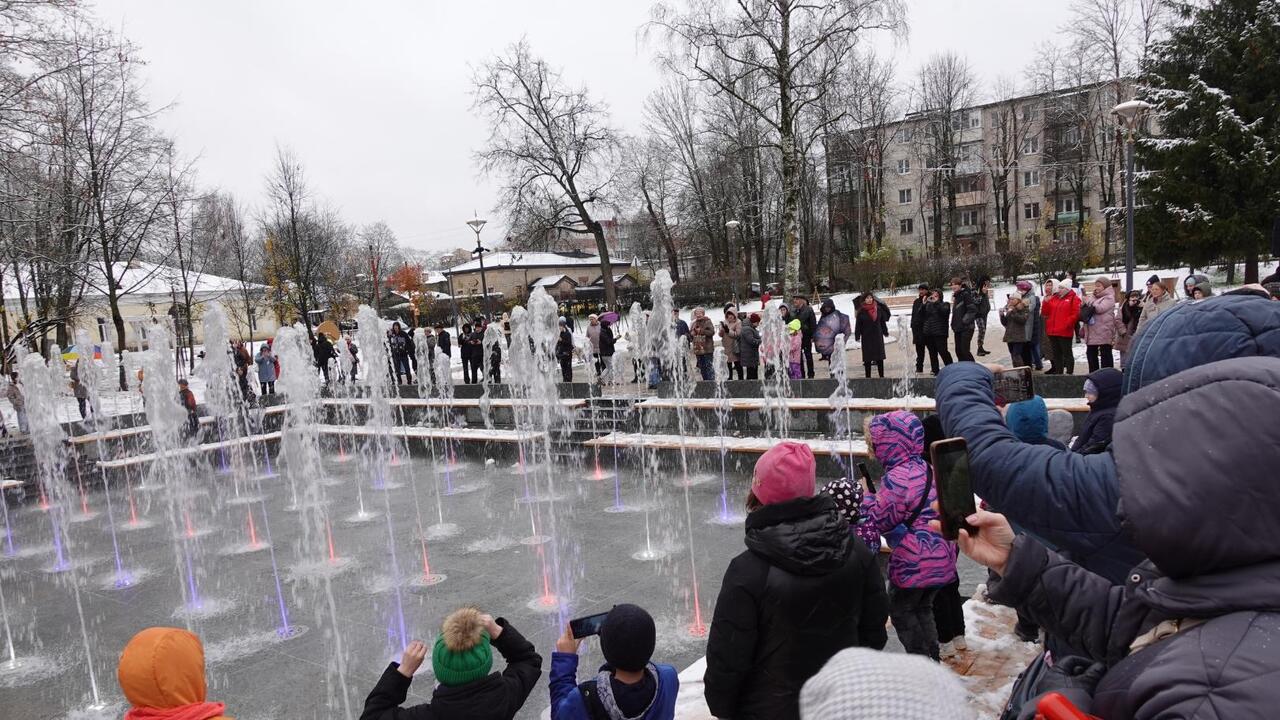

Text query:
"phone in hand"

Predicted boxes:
[[992, 366, 1035, 407], [856, 461, 876, 494], [930, 438, 978, 541], [569, 610, 611, 639]]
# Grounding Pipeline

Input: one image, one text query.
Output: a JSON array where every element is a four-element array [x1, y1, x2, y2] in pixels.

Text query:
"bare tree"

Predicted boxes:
[[472, 40, 621, 306], [358, 220, 401, 312], [912, 51, 976, 253], [158, 141, 207, 370], [651, 0, 905, 295], [620, 136, 682, 281], [262, 147, 338, 340], [984, 77, 1037, 251], [196, 191, 259, 341], [59, 28, 169, 384]]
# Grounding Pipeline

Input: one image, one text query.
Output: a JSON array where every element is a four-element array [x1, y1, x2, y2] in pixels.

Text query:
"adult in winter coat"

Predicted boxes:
[[1081, 277, 1118, 371], [555, 320, 575, 382], [118, 627, 231, 720], [936, 293, 1280, 584], [974, 277, 993, 356], [738, 314, 762, 380], [388, 323, 412, 385], [690, 308, 716, 381], [1134, 275, 1175, 337], [585, 314, 603, 375], [361, 608, 542, 720], [1070, 367, 1121, 454], [705, 442, 889, 720], [852, 294, 890, 378], [255, 345, 277, 395], [1182, 273, 1213, 299], [948, 278, 979, 362], [1041, 279, 1081, 375], [792, 296, 817, 378], [814, 298, 853, 362], [999, 294, 1031, 367], [962, 357, 1280, 720], [598, 320, 616, 377], [1113, 290, 1143, 368], [720, 310, 743, 380], [1014, 280, 1042, 369], [858, 411, 957, 659], [910, 284, 930, 372], [920, 290, 953, 374]]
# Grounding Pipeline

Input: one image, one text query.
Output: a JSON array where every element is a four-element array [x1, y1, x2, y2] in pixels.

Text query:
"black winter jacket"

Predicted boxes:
[[704, 495, 889, 720], [921, 300, 951, 339], [795, 303, 817, 339], [598, 324, 615, 357], [1071, 368, 1121, 454], [738, 323, 762, 368], [910, 296, 926, 339], [359, 618, 542, 720], [989, 358, 1280, 720], [950, 287, 978, 334]]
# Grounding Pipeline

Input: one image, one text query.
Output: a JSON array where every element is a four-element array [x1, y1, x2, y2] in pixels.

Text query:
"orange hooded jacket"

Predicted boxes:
[[117, 627, 231, 720]]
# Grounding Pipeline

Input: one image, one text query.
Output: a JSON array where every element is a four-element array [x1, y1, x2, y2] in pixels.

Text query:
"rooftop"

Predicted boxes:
[[444, 251, 627, 274]]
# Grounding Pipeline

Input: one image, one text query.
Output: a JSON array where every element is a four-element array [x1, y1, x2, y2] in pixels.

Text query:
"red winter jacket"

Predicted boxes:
[[1042, 290, 1081, 338]]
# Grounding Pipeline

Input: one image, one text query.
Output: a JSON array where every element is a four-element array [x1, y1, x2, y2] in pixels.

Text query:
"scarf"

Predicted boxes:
[[593, 666, 660, 720], [125, 702, 227, 720], [865, 302, 878, 322]]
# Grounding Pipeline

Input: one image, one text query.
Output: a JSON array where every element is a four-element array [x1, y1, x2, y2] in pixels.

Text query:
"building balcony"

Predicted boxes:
[[956, 223, 986, 236], [954, 191, 985, 208], [1053, 211, 1081, 225]]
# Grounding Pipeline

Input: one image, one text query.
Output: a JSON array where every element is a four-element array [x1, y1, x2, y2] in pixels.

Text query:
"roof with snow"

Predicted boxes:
[[3, 260, 265, 303], [591, 273, 634, 285], [444, 251, 628, 274], [530, 274, 577, 288]]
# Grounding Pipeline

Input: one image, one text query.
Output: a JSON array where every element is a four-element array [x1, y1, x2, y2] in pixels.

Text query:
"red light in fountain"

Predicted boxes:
[[128, 491, 139, 526], [326, 517, 337, 563], [247, 507, 259, 548], [183, 510, 195, 538]]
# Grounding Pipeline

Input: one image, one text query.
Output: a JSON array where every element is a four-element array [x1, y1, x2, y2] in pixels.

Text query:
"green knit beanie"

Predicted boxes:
[[431, 632, 492, 686]]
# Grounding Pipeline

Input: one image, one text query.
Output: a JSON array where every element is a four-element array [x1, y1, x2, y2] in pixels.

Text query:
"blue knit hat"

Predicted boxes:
[[1005, 396, 1049, 443]]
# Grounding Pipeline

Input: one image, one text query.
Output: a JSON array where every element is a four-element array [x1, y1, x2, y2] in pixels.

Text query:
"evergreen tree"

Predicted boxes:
[[1136, 0, 1280, 283]]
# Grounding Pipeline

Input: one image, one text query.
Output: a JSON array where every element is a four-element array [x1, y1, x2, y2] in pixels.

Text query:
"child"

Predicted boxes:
[[822, 478, 881, 552], [550, 603, 679, 720], [787, 319, 803, 379], [118, 627, 230, 720], [178, 379, 198, 438], [361, 607, 542, 720]]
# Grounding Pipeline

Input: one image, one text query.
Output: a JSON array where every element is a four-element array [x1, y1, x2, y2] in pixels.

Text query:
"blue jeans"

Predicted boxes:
[[695, 353, 714, 381]]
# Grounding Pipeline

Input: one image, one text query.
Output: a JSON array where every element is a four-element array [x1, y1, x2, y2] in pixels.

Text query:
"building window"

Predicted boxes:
[[1023, 169, 1040, 187], [894, 127, 914, 143], [897, 159, 910, 174], [1062, 126, 1081, 145], [1057, 196, 1077, 214], [1023, 136, 1040, 155], [248, 308, 257, 332], [1059, 227, 1079, 243], [956, 176, 980, 194], [898, 188, 912, 204], [1021, 105, 1037, 122], [97, 317, 109, 342], [959, 209, 982, 227], [1024, 202, 1041, 220], [968, 112, 981, 129], [899, 218, 913, 235]]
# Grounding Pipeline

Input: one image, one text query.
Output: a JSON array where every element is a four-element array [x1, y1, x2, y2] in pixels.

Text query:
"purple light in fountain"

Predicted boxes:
[[2, 494, 15, 557], [184, 545, 201, 611]]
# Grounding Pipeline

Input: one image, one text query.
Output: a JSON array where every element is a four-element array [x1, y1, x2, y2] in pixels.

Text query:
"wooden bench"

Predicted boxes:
[[96, 431, 283, 469], [584, 431, 868, 457], [638, 397, 1091, 414], [314, 424, 545, 444]]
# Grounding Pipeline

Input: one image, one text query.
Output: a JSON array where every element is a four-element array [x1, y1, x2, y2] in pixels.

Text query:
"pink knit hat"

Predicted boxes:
[[752, 441, 817, 506]]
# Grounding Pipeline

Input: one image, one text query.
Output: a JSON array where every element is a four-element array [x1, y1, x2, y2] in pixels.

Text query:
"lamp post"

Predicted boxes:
[[1112, 99, 1152, 292], [725, 219, 742, 306], [466, 216, 491, 320]]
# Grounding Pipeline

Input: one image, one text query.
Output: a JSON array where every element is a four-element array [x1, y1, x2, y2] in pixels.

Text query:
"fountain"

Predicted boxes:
[[759, 299, 793, 438]]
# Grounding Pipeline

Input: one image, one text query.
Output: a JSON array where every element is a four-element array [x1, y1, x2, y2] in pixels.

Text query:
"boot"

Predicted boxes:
[[976, 345, 990, 356]]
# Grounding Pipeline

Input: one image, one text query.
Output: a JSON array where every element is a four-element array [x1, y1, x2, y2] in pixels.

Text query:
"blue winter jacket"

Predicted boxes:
[[936, 293, 1280, 584], [549, 652, 679, 720]]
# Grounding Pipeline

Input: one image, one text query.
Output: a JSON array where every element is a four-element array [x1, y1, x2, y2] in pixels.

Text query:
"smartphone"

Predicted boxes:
[[992, 366, 1035, 407], [856, 462, 876, 494], [930, 438, 978, 541], [569, 610, 611, 639]]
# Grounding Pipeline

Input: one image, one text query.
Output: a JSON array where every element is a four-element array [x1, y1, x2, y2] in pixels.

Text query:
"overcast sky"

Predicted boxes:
[[89, 0, 1074, 254]]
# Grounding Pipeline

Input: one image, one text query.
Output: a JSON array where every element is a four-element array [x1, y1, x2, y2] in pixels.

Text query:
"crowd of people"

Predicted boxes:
[[72, 274, 1280, 720]]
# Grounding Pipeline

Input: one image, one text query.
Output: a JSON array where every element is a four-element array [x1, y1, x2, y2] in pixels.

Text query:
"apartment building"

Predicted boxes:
[[827, 80, 1135, 261]]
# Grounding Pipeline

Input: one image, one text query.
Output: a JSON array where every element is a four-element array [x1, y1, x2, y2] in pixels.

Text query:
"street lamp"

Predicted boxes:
[[725, 220, 743, 306], [1112, 99, 1152, 292], [466, 216, 491, 319]]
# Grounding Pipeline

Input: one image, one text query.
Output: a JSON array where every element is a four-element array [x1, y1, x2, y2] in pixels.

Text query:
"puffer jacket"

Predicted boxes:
[[1081, 286, 1118, 346], [989, 358, 1280, 720], [859, 410, 957, 588], [1042, 289, 1081, 338], [738, 323, 761, 368], [999, 305, 1030, 344], [1133, 291, 1175, 338], [814, 300, 853, 358], [690, 316, 715, 355], [704, 495, 889, 720], [921, 300, 950, 338], [720, 318, 741, 362], [1071, 367, 1121, 454], [937, 294, 1280, 584], [550, 654, 678, 720], [950, 287, 978, 334], [1020, 290, 1041, 343]]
